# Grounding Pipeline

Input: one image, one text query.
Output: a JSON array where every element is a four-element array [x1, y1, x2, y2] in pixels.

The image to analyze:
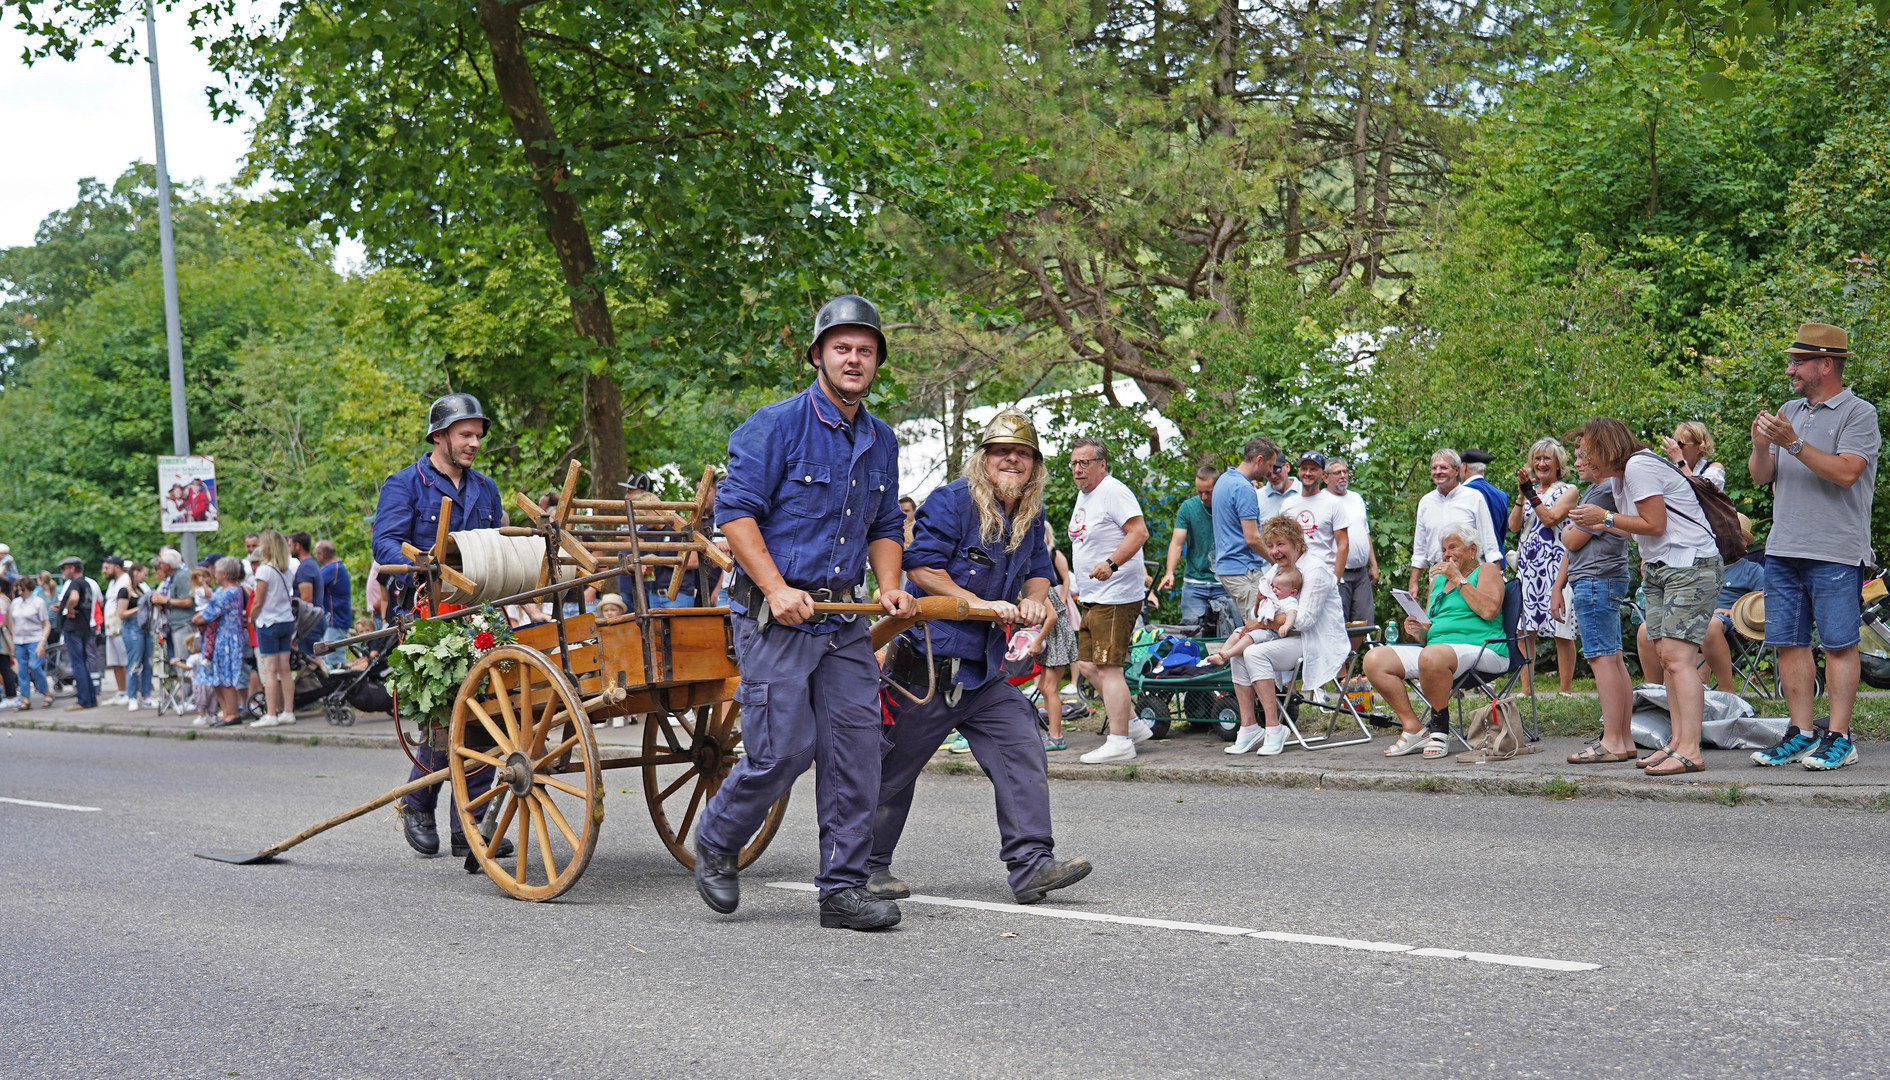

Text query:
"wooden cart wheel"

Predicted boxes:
[[450, 645, 601, 902], [643, 701, 789, 871]]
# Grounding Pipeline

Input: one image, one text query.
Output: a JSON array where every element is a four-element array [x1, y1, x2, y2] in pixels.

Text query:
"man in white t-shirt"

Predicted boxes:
[[1278, 451, 1351, 580], [100, 555, 131, 706], [1326, 457, 1379, 624], [1409, 448, 1500, 597], [1065, 437, 1152, 765]]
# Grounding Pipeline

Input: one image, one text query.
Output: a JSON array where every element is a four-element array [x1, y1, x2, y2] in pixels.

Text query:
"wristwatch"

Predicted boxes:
[[1105, 558, 1120, 572], [1786, 438, 1805, 456], [1602, 512, 1615, 530]]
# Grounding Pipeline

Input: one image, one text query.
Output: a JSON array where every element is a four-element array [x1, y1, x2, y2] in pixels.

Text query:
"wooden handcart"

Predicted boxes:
[[348, 461, 988, 902]]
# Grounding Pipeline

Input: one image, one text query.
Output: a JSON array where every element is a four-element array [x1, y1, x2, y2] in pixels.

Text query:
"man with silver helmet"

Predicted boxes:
[[370, 392, 513, 862], [692, 294, 917, 931], [868, 410, 1092, 906]]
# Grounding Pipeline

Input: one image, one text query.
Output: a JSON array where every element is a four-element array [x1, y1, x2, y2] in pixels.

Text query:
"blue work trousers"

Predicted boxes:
[[871, 676, 1054, 895], [403, 743, 497, 838], [697, 615, 882, 899]]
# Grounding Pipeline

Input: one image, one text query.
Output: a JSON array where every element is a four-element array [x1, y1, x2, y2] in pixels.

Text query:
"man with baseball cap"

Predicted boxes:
[[868, 410, 1092, 906], [1279, 451, 1353, 580], [693, 295, 916, 931], [1749, 323, 1880, 771], [1460, 449, 1509, 568]]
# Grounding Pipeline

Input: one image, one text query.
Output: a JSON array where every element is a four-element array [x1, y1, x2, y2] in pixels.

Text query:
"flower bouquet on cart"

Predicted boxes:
[[385, 606, 516, 730]]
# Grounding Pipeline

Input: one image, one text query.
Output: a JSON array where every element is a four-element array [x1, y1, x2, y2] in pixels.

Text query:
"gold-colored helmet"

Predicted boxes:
[[979, 409, 1041, 457]]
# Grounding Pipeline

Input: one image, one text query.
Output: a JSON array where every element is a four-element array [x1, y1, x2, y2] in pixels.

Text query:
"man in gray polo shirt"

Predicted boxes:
[[1748, 322, 1880, 772]]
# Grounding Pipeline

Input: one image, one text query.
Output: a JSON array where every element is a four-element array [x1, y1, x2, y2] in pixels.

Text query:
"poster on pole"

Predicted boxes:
[[158, 456, 219, 533]]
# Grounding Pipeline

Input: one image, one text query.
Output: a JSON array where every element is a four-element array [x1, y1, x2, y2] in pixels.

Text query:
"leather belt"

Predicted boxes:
[[730, 572, 865, 629]]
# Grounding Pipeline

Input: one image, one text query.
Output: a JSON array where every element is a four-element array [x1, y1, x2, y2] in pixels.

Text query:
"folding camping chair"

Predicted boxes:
[[1273, 641, 1378, 752], [1408, 577, 1539, 750]]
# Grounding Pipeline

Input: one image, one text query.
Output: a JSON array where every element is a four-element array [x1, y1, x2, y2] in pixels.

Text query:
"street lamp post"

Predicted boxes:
[[145, 1, 195, 567]]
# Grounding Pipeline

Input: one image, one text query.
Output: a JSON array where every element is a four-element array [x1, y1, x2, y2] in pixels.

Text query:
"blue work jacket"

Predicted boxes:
[[715, 383, 903, 632], [900, 478, 1055, 689], [371, 455, 505, 594]]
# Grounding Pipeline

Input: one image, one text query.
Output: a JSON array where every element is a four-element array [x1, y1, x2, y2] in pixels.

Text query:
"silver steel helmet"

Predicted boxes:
[[426, 393, 490, 442], [807, 294, 887, 366]]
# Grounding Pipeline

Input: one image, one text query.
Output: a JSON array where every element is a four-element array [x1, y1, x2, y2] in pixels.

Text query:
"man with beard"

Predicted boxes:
[[867, 412, 1092, 905], [693, 295, 917, 931]]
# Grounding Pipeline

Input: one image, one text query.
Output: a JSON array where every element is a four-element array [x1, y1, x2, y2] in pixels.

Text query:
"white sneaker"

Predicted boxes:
[[126, 699, 140, 712], [140, 698, 156, 710], [1080, 738, 1137, 765], [1224, 725, 1265, 754], [179, 702, 197, 714], [1257, 725, 1289, 756], [276, 711, 297, 726], [1128, 719, 1154, 744], [249, 713, 281, 728], [191, 715, 210, 727], [108, 693, 129, 706]]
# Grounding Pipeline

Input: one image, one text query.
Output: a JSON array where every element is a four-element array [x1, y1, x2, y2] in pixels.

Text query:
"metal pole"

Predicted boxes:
[[146, 1, 195, 567]]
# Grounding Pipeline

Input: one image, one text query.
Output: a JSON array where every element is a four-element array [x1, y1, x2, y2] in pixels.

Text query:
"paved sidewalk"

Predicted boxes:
[[8, 694, 1887, 809]]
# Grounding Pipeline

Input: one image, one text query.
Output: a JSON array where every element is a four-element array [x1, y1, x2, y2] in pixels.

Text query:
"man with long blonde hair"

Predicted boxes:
[[870, 410, 1092, 906]]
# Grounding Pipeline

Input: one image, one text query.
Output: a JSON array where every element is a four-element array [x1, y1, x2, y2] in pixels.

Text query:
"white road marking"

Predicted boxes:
[[767, 882, 1600, 972], [0, 796, 101, 812]]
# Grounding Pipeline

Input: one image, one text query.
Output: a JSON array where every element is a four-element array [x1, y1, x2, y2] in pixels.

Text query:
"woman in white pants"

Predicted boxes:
[[1218, 516, 1350, 756]]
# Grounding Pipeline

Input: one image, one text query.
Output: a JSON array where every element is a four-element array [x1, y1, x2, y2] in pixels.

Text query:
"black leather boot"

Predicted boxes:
[[399, 804, 439, 856], [1014, 856, 1092, 905], [694, 840, 740, 914], [866, 868, 910, 900], [819, 886, 901, 930], [451, 832, 516, 861]]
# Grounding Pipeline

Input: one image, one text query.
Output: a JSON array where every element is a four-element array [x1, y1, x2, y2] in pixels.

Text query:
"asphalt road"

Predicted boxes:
[[4, 728, 1888, 1079]]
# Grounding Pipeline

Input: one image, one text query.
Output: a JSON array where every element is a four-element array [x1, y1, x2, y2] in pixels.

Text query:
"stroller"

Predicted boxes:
[[318, 635, 395, 726]]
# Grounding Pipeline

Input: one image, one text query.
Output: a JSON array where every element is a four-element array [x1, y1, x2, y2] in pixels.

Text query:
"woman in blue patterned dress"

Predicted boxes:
[[191, 557, 250, 726], [1508, 437, 1580, 695]]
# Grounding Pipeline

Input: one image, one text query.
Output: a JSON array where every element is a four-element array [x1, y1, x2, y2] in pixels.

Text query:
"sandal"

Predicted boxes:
[[1637, 748, 1674, 769], [1568, 742, 1637, 764], [1384, 729, 1429, 757], [1421, 731, 1452, 759], [1644, 752, 1705, 775], [1043, 736, 1067, 752]]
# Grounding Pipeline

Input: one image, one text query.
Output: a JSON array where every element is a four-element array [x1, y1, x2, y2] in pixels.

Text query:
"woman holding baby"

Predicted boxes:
[[1204, 516, 1350, 756]]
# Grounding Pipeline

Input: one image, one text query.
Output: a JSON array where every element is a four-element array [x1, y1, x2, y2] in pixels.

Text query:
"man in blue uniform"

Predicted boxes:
[[868, 411, 1093, 905], [693, 295, 916, 931], [371, 393, 512, 862]]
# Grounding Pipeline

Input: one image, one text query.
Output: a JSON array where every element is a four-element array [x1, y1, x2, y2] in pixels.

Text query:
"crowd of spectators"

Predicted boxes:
[[0, 530, 361, 727]]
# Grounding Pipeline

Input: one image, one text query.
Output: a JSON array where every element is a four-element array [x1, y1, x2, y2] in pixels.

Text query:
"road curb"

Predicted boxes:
[[924, 757, 1890, 810], [1, 716, 395, 751], [13, 716, 1884, 811]]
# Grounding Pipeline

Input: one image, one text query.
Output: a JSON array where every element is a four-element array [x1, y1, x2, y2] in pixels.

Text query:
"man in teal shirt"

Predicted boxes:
[[1156, 464, 1232, 633]]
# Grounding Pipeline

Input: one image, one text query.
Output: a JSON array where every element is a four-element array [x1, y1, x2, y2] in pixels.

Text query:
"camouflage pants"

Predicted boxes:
[[1643, 557, 1724, 647]]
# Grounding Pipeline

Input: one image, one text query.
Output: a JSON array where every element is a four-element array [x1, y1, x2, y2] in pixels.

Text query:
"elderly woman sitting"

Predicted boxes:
[[1203, 516, 1350, 756], [1364, 524, 1508, 759]]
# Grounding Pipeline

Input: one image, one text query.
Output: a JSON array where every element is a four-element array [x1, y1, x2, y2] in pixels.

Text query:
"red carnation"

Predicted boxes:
[[473, 631, 497, 651]]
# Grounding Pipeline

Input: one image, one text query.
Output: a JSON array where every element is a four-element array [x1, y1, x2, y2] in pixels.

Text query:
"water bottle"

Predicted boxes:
[[1383, 619, 1398, 644]]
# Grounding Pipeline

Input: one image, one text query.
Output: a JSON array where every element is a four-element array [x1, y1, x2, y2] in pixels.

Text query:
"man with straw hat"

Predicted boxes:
[[1748, 322, 1880, 771]]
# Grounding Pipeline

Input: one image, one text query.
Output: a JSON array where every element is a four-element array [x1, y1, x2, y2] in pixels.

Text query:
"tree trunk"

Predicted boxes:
[[475, 0, 627, 495]]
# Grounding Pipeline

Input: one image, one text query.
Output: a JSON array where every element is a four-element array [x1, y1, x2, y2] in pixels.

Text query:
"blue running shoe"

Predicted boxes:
[[1802, 730, 1858, 771], [1751, 727, 1819, 767], [946, 731, 971, 755]]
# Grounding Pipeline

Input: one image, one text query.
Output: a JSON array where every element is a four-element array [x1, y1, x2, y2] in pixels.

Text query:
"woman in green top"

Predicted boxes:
[[1364, 524, 1508, 759]]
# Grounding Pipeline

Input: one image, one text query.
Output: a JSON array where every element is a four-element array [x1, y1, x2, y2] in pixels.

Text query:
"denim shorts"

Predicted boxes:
[[1570, 575, 1629, 659], [255, 620, 296, 656], [1765, 556, 1866, 649]]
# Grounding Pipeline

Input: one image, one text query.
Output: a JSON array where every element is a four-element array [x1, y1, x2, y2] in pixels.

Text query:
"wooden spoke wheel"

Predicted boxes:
[[643, 702, 789, 871], [450, 645, 601, 902]]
